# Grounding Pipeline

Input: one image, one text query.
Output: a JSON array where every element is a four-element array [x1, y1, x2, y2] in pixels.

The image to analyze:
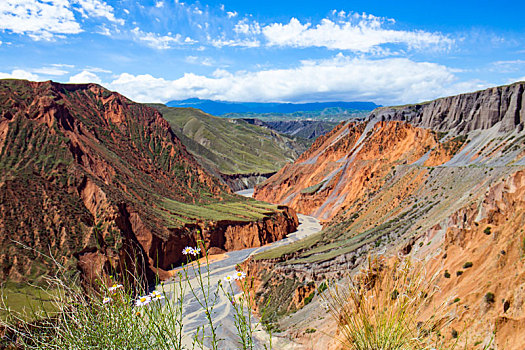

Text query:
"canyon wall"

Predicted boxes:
[[249, 82, 525, 346]]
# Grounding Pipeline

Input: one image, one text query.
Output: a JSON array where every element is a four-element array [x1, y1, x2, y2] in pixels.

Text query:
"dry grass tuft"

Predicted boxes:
[[323, 256, 454, 350]]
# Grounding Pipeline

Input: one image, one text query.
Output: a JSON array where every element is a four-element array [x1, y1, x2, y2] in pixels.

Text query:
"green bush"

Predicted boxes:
[[484, 227, 491, 235], [484, 292, 495, 304], [444, 270, 451, 278], [463, 262, 473, 269]]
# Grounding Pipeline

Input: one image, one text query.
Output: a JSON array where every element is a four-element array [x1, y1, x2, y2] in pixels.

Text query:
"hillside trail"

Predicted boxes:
[[157, 189, 321, 349]]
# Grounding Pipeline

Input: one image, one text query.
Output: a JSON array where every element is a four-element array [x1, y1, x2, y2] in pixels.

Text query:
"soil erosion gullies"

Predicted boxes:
[[0, 79, 298, 288], [248, 82, 525, 347]]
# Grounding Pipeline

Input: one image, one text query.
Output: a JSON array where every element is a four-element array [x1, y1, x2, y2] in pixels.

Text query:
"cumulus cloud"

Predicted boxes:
[[0, 69, 40, 80], [106, 54, 482, 105], [0, 0, 123, 40], [262, 15, 453, 52], [131, 27, 182, 49], [68, 70, 102, 84]]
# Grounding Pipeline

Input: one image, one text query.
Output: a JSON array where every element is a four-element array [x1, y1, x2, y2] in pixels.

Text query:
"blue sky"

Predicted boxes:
[[0, 0, 524, 105]]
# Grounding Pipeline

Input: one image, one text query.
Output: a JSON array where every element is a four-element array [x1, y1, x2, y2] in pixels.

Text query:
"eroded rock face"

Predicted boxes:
[[367, 82, 525, 134], [248, 83, 525, 347], [255, 120, 446, 221], [0, 79, 298, 286], [412, 169, 525, 348]]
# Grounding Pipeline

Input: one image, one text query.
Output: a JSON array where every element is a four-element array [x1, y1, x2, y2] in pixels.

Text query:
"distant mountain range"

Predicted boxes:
[[166, 98, 380, 116]]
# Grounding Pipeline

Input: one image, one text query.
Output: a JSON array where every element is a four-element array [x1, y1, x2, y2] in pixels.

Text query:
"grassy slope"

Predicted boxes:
[[150, 104, 308, 175]]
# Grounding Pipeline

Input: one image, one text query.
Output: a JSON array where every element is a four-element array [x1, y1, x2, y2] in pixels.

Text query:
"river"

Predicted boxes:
[[156, 189, 321, 349]]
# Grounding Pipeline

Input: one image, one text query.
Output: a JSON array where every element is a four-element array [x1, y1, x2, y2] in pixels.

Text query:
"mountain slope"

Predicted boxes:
[[247, 82, 525, 345], [242, 119, 339, 140], [0, 79, 298, 287], [150, 104, 308, 190]]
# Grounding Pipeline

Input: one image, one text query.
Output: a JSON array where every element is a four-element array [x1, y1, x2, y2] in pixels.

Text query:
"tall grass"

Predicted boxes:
[[0, 244, 268, 350], [323, 256, 452, 350]]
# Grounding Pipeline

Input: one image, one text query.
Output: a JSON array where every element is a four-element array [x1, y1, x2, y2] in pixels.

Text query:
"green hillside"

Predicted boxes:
[[150, 104, 308, 175]]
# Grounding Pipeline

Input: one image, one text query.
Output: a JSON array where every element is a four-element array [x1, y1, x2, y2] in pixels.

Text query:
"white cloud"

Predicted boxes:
[[0, 0, 82, 40], [68, 70, 102, 84], [211, 38, 259, 48], [262, 14, 453, 53], [0, 0, 123, 40], [226, 11, 237, 18], [234, 19, 261, 35], [0, 69, 40, 80], [155, 1, 164, 8], [131, 27, 181, 49], [33, 67, 70, 76], [106, 54, 482, 105], [185, 56, 214, 66], [73, 0, 124, 25]]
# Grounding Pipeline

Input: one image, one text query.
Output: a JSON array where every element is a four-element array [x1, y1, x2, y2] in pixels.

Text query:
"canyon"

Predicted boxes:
[[0, 79, 298, 289], [249, 82, 525, 347]]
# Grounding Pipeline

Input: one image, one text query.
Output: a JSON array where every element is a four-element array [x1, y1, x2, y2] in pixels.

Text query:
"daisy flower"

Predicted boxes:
[[182, 246, 194, 255], [234, 271, 246, 280], [108, 284, 123, 292], [135, 295, 152, 307], [192, 247, 201, 256], [150, 291, 165, 301], [102, 297, 112, 304], [224, 275, 234, 283]]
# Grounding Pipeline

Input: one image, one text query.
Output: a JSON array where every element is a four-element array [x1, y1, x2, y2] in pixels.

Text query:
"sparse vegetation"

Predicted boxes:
[[323, 257, 453, 350], [484, 227, 491, 235], [463, 262, 473, 269], [1, 245, 268, 350], [484, 292, 495, 304]]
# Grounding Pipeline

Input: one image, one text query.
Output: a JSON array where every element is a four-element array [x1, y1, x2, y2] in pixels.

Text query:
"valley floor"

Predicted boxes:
[[157, 212, 322, 349]]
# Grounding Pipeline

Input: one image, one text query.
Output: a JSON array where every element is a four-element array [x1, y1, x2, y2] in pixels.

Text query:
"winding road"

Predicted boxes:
[[157, 189, 321, 349]]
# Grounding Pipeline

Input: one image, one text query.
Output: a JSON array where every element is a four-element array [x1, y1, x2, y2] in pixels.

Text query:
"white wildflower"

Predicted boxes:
[[135, 295, 152, 307], [224, 275, 234, 283], [108, 284, 123, 292], [182, 246, 194, 255]]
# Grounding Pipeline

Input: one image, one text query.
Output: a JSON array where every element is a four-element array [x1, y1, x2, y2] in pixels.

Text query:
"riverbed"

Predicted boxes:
[[156, 189, 321, 349]]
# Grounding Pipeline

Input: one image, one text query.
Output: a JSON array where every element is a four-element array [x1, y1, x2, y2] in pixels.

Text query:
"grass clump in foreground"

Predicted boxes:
[[323, 256, 456, 350], [1, 244, 269, 350]]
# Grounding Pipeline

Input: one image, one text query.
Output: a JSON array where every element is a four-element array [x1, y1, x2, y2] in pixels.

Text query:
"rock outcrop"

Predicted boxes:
[[367, 81, 525, 134]]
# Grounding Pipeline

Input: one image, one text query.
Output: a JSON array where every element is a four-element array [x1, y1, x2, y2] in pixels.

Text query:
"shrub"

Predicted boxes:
[[463, 262, 473, 269], [484, 292, 495, 304], [451, 329, 458, 339], [484, 227, 491, 235], [444, 270, 451, 278], [453, 297, 460, 303], [317, 281, 328, 294], [456, 270, 464, 276]]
